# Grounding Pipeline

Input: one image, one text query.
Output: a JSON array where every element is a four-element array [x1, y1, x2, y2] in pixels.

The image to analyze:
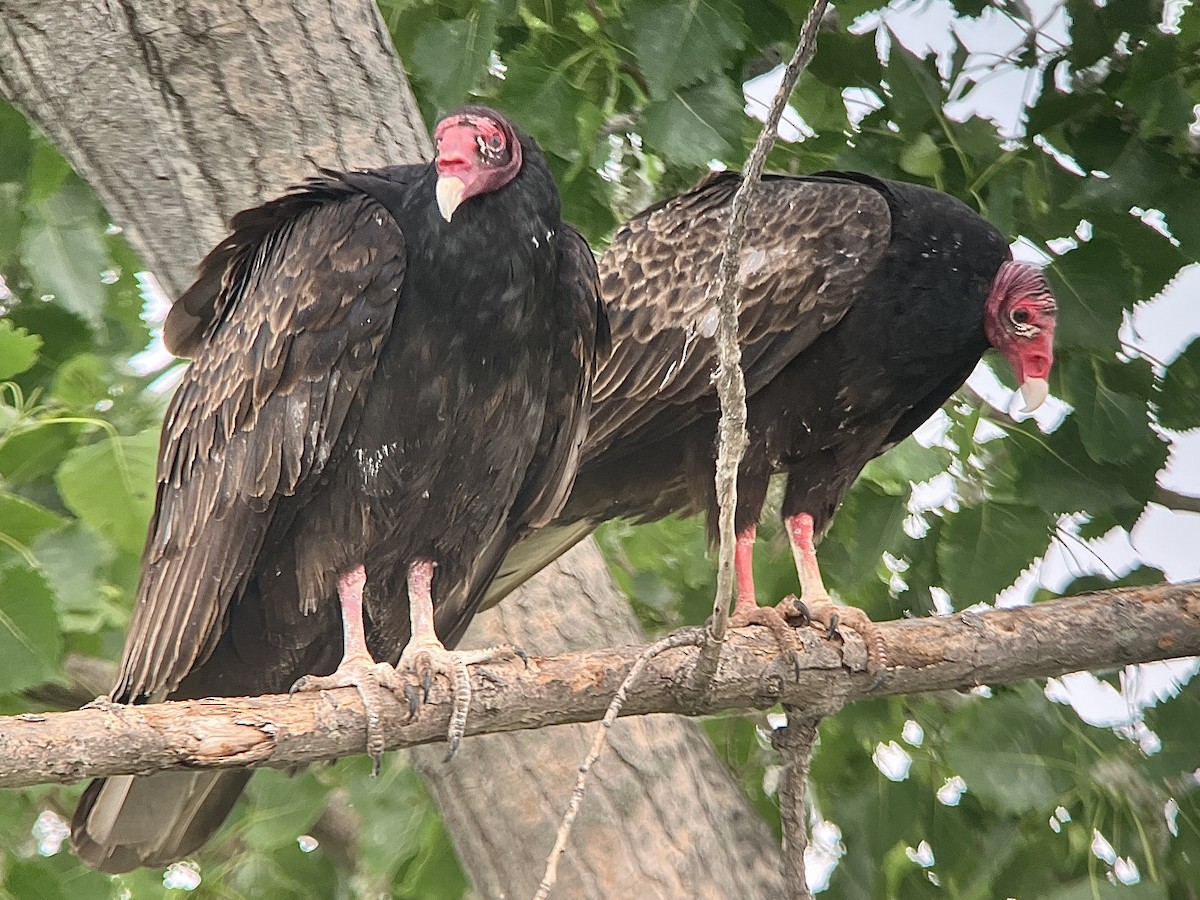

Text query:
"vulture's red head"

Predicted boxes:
[[984, 261, 1058, 412], [433, 107, 523, 222]]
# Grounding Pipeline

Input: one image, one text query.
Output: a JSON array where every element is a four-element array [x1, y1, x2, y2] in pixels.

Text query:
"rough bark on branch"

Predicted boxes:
[[3, 580, 1197, 790]]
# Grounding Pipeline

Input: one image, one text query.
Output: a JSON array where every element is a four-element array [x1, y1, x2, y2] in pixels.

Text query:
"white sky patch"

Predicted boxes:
[[929, 586, 954, 616], [1044, 660, 1198, 740], [806, 819, 845, 893], [487, 50, 507, 80], [743, 66, 812, 142], [1113, 857, 1141, 885], [1045, 672, 1128, 727], [902, 719, 925, 746], [937, 775, 968, 806], [873, 740, 913, 781], [1091, 828, 1118, 865], [163, 860, 202, 891], [31, 810, 69, 857], [129, 271, 176, 377], [906, 839, 935, 868], [298, 834, 319, 853], [1166, 798, 1181, 836]]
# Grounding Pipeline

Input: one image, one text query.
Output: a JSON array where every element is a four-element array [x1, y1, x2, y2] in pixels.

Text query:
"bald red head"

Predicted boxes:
[[983, 261, 1058, 412], [433, 107, 523, 221]]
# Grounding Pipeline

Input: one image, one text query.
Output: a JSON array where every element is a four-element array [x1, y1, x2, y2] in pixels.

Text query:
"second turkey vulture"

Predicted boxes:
[[483, 170, 1057, 669], [71, 106, 607, 872]]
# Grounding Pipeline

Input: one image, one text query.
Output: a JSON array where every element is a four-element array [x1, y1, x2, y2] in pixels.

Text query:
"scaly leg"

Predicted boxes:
[[291, 565, 398, 772], [727, 524, 801, 673], [783, 513, 887, 685], [394, 559, 516, 760]]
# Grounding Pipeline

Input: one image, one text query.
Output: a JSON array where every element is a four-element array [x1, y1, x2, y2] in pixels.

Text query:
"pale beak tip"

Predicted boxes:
[[1019, 377, 1049, 413], [436, 175, 465, 222]]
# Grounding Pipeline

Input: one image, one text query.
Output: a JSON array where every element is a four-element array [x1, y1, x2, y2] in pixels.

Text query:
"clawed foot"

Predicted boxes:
[[780, 595, 888, 688], [729, 605, 803, 678], [291, 655, 403, 774], [395, 641, 521, 761]]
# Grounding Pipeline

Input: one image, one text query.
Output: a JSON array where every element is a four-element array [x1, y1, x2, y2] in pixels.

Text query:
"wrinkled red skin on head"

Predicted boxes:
[[984, 260, 1058, 387], [433, 110, 523, 211]]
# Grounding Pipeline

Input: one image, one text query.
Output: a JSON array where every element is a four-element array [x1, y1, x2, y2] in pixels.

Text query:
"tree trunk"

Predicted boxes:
[[0, 2, 785, 895], [413, 543, 783, 899]]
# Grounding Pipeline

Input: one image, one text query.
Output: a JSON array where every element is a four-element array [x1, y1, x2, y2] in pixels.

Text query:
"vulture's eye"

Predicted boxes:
[[1011, 308, 1031, 325], [489, 134, 503, 149]]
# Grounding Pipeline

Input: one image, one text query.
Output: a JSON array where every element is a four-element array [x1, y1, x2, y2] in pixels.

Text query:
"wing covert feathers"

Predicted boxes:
[[115, 183, 407, 702]]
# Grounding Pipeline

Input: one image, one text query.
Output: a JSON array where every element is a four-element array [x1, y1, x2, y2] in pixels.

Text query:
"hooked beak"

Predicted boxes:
[[436, 176, 466, 222], [1019, 377, 1049, 413]]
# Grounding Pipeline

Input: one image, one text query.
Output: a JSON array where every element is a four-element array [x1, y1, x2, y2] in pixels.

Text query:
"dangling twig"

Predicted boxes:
[[702, 0, 833, 661], [533, 627, 707, 900], [774, 709, 821, 899]]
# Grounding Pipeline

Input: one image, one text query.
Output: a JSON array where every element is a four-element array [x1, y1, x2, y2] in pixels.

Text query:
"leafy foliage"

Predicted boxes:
[[2, 0, 1199, 896]]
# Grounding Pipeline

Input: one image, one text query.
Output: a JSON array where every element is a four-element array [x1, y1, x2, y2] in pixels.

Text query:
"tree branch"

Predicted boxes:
[[2, 582, 1196, 790], [1154, 486, 1200, 516]]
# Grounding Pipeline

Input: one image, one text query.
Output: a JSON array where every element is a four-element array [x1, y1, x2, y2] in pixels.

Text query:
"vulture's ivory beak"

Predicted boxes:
[[436, 176, 466, 222], [1019, 377, 1049, 413]]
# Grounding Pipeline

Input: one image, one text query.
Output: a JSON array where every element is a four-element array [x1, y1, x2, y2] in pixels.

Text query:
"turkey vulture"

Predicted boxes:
[[71, 106, 607, 872], [483, 171, 1057, 668]]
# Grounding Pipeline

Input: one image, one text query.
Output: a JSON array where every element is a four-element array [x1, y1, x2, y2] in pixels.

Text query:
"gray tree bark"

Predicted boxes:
[[0, 1, 785, 895]]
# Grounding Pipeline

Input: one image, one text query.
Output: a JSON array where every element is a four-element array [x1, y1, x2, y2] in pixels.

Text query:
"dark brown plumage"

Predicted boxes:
[[484, 171, 1057, 651], [71, 107, 606, 872]]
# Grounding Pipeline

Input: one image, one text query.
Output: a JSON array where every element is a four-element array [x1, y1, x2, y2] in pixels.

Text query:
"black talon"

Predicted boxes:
[[514, 646, 530, 667], [404, 682, 421, 719], [421, 664, 434, 699], [825, 612, 840, 640]]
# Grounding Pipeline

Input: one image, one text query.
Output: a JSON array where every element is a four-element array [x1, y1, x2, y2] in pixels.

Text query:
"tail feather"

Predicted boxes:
[[72, 770, 252, 873], [479, 518, 598, 614]]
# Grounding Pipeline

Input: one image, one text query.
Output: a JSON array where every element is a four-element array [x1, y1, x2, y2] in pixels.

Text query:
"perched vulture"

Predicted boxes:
[[484, 171, 1057, 666], [71, 107, 607, 872]]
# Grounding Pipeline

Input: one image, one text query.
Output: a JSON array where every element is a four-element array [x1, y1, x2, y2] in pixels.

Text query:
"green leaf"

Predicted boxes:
[[0, 319, 42, 379], [0, 564, 62, 693], [0, 100, 32, 185], [495, 54, 596, 158], [860, 439, 950, 495], [3, 858, 70, 900], [640, 78, 743, 167], [410, 15, 497, 114], [1049, 238, 1136, 352], [1157, 338, 1200, 432], [240, 768, 328, 850], [628, 0, 746, 98], [1059, 356, 1151, 464], [944, 689, 1073, 816], [26, 137, 72, 204], [49, 352, 109, 410], [55, 428, 158, 554], [1039, 878, 1167, 900], [31, 522, 116, 629], [884, 48, 944, 133], [0, 493, 64, 561], [19, 179, 110, 331], [938, 502, 1054, 603], [899, 132, 944, 179], [989, 417, 1166, 528], [822, 481, 909, 604]]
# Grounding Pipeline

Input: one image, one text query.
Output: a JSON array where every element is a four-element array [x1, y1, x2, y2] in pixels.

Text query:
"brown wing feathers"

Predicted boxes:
[[584, 173, 890, 459], [115, 185, 407, 702]]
